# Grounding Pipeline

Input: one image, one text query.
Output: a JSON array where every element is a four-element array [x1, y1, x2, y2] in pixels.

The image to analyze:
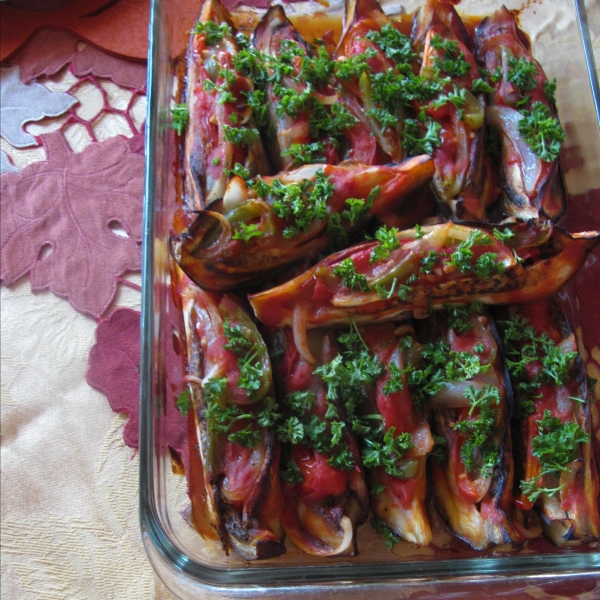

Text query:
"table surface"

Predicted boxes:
[[1, 1, 599, 598]]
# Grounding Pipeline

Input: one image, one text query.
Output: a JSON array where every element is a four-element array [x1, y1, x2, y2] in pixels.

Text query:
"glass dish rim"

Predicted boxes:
[[139, 0, 600, 590]]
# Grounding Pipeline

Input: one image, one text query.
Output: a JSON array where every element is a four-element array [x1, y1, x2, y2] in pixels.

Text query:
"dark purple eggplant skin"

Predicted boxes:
[[253, 6, 314, 172], [474, 7, 566, 223], [425, 309, 540, 549], [496, 298, 600, 546]]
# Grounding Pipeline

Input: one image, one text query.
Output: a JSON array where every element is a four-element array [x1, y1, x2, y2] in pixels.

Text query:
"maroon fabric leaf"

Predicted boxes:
[[72, 44, 147, 92], [86, 300, 188, 471], [86, 307, 142, 447], [10, 28, 79, 83], [0, 131, 144, 319]]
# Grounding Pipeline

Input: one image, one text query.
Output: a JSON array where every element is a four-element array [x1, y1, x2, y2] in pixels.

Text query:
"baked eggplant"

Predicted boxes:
[[358, 323, 434, 545], [173, 157, 434, 291], [423, 307, 540, 549], [411, 0, 498, 221], [475, 7, 566, 222], [500, 299, 600, 545], [248, 222, 599, 362], [183, 0, 270, 213], [334, 0, 413, 162], [269, 327, 370, 556], [174, 269, 286, 559]]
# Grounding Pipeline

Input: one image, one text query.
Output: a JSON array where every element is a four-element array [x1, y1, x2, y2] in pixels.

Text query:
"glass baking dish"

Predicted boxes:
[[140, 0, 600, 596]]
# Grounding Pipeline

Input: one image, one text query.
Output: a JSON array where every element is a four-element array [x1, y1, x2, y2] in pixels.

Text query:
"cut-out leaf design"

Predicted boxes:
[[0, 150, 20, 175], [0, 131, 143, 318], [0, 65, 77, 148]]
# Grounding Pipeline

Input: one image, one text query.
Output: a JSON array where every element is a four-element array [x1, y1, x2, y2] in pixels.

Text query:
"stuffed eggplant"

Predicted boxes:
[[475, 7, 566, 222], [423, 306, 540, 549], [182, 0, 270, 214], [411, 0, 498, 221], [174, 270, 286, 560], [358, 323, 434, 545], [248, 222, 599, 362], [500, 299, 600, 545], [173, 157, 434, 291], [269, 327, 370, 556], [334, 0, 423, 163]]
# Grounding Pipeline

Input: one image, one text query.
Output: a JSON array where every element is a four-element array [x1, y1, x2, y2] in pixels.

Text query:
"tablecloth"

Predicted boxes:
[[1, 1, 599, 598]]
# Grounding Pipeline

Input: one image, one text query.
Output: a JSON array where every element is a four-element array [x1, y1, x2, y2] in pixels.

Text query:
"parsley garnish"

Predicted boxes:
[[300, 45, 335, 87], [402, 118, 442, 156], [171, 104, 189, 136], [449, 229, 493, 274], [223, 125, 260, 146], [176, 389, 192, 416], [333, 258, 371, 292], [191, 21, 231, 46], [334, 48, 377, 80], [280, 460, 303, 484], [420, 250, 440, 274], [520, 409, 588, 502], [506, 56, 538, 93], [453, 385, 501, 477], [268, 170, 333, 238], [445, 301, 484, 333], [430, 34, 471, 78], [518, 101, 565, 162], [371, 516, 401, 548], [362, 426, 413, 478], [474, 252, 505, 279], [544, 78, 557, 105], [232, 223, 263, 243], [370, 225, 400, 263], [471, 78, 495, 93], [281, 142, 326, 166], [492, 227, 515, 242], [365, 24, 417, 65]]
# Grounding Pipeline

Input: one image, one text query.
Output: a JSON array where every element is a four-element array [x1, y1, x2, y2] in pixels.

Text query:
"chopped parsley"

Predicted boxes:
[[430, 34, 471, 78], [191, 21, 232, 46], [501, 313, 580, 417], [365, 24, 417, 65], [445, 301, 484, 333], [171, 104, 189, 136], [453, 384, 501, 477], [362, 426, 413, 478], [223, 125, 260, 146], [267, 169, 333, 238], [506, 56, 538, 93], [371, 516, 402, 548], [281, 142, 326, 166], [471, 78, 495, 93], [520, 409, 588, 503], [518, 101, 565, 162], [449, 229, 494, 274], [176, 388, 192, 416], [402, 118, 442, 156], [370, 225, 400, 263], [333, 258, 371, 292], [232, 223, 263, 243]]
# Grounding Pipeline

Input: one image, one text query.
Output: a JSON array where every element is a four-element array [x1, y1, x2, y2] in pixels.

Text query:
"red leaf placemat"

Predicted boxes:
[[0, 131, 144, 319]]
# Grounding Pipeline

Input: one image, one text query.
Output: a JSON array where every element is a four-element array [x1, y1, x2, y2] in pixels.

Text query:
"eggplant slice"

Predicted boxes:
[[499, 298, 600, 545], [173, 268, 286, 560], [475, 7, 566, 223], [269, 328, 370, 556], [183, 0, 270, 214], [248, 222, 599, 359], [173, 157, 434, 291]]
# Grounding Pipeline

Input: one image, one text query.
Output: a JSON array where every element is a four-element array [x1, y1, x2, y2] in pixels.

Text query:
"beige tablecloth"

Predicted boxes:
[[1, 2, 599, 598]]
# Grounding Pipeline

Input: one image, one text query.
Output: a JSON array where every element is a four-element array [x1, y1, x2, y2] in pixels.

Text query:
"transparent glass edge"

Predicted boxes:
[[575, 0, 600, 123], [138, 0, 600, 592]]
